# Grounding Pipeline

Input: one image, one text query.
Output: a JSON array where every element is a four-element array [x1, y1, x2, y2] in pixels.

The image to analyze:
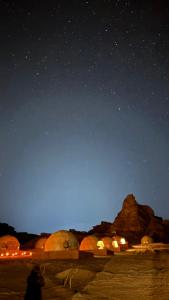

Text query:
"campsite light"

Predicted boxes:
[[0, 250, 33, 258], [112, 240, 119, 248], [97, 240, 104, 250], [120, 238, 126, 245]]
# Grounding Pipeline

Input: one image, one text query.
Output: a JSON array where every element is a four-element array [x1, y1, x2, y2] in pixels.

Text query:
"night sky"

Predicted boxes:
[[0, 0, 169, 234]]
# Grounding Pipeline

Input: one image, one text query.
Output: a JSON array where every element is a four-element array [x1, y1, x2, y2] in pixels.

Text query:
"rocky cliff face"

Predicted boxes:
[[89, 194, 169, 244], [112, 194, 154, 232], [88, 221, 113, 236], [111, 194, 168, 244]]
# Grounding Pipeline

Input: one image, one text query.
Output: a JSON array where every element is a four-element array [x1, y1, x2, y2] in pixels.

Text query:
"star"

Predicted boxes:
[[0, 0, 169, 235]]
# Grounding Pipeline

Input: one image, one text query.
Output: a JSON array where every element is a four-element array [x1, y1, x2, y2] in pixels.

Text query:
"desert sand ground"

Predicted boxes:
[[0, 252, 169, 299]]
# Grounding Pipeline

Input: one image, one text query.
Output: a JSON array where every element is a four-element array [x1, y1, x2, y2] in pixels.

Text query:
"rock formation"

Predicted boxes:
[[111, 194, 169, 244], [89, 221, 112, 236], [89, 194, 169, 244]]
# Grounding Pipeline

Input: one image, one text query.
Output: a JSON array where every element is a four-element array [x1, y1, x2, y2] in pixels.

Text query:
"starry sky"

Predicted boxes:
[[0, 0, 169, 234]]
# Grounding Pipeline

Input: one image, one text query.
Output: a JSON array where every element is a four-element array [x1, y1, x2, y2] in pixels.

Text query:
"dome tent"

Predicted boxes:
[[0, 235, 20, 251], [80, 235, 98, 251], [35, 237, 48, 250], [45, 230, 79, 251], [101, 237, 113, 249], [112, 235, 128, 251], [112, 235, 123, 244], [141, 235, 154, 245]]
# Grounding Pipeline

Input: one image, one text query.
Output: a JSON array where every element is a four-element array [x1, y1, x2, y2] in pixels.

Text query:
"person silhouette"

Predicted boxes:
[[24, 265, 45, 300]]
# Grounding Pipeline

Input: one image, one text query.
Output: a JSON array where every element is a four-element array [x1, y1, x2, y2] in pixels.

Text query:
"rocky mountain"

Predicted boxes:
[[111, 194, 169, 244], [89, 194, 169, 244], [88, 221, 113, 236]]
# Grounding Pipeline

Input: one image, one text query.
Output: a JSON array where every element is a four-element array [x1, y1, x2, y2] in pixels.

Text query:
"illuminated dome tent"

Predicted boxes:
[[112, 235, 128, 251], [141, 235, 154, 245], [101, 237, 113, 249], [97, 240, 104, 249], [35, 237, 48, 250], [0, 235, 20, 251], [45, 230, 79, 251], [80, 235, 98, 251]]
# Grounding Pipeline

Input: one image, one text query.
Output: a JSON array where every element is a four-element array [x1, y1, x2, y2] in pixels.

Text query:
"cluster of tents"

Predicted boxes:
[[1, 231, 161, 255], [34, 230, 128, 253]]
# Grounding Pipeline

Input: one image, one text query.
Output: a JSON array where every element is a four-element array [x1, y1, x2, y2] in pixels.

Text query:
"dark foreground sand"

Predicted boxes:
[[0, 252, 169, 299]]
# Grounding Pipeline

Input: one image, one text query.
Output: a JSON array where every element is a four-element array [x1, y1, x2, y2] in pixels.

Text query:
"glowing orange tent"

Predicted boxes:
[[0, 235, 20, 251], [112, 235, 128, 251], [35, 237, 48, 250], [101, 237, 113, 249], [112, 235, 122, 244], [45, 230, 79, 251], [80, 235, 98, 251], [141, 235, 154, 245]]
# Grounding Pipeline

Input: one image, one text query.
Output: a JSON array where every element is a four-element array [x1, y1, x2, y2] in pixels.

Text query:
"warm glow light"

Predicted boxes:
[[0, 250, 33, 258], [112, 240, 119, 248], [120, 238, 126, 245], [97, 240, 104, 250]]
